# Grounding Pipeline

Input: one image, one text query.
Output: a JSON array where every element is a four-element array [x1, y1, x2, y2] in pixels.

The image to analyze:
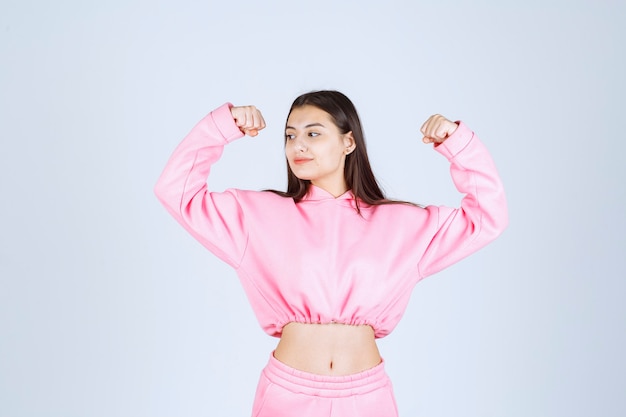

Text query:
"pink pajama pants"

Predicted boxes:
[[251, 353, 399, 417]]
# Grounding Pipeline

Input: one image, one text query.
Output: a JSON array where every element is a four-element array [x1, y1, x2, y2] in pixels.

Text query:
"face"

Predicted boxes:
[[285, 105, 355, 195]]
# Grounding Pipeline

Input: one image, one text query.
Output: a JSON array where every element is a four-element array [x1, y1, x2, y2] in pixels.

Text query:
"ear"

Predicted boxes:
[[343, 131, 355, 153]]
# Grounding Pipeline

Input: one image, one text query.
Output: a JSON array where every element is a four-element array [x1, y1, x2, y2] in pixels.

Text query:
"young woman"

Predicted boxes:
[[155, 90, 508, 417]]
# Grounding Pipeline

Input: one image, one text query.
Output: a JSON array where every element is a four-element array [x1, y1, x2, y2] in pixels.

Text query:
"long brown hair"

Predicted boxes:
[[270, 90, 416, 213]]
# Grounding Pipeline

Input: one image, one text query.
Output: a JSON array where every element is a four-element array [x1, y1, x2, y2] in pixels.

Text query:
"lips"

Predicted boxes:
[[293, 158, 313, 165]]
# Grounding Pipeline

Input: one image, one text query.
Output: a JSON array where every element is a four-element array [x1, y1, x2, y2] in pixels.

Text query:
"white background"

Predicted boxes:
[[1, 1, 624, 416]]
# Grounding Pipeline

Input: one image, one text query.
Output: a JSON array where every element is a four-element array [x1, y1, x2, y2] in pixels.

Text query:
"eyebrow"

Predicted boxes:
[[285, 123, 326, 130]]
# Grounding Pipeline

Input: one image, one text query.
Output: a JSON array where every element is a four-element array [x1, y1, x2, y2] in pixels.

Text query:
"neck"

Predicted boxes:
[[311, 181, 348, 198]]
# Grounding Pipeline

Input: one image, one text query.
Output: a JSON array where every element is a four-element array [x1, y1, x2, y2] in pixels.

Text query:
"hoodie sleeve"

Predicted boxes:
[[154, 103, 249, 268], [417, 122, 509, 279]]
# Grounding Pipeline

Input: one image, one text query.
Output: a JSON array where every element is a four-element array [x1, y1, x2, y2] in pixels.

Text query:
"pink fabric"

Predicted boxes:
[[252, 353, 397, 417], [154, 103, 508, 338]]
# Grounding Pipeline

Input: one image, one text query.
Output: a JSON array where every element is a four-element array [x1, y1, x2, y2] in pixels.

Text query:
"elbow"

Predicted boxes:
[[484, 200, 509, 242], [153, 179, 168, 206], [500, 206, 510, 233], [497, 193, 510, 233], [153, 177, 179, 216], [153, 179, 166, 202]]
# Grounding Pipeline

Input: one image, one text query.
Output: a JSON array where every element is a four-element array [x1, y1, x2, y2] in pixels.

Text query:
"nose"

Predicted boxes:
[[293, 136, 307, 152]]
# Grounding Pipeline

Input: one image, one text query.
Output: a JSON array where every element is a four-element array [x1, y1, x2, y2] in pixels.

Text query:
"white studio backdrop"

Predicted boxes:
[[1, 1, 624, 416]]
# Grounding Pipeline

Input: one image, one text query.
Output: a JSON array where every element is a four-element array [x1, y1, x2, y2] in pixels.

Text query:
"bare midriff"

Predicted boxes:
[[273, 322, 382, 376]]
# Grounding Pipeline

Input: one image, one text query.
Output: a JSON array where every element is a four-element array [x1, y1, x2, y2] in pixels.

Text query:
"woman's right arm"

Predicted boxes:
[[154, 103, 265, 267]]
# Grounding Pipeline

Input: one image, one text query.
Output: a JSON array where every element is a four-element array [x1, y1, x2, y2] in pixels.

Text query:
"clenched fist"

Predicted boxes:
[[230, 105, 266, 137], [420, 114, 458, 144]]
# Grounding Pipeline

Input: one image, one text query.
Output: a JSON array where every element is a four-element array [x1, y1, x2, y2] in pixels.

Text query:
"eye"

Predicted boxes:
[[308, 132, 320, 138], [285, 133, 295, 140]]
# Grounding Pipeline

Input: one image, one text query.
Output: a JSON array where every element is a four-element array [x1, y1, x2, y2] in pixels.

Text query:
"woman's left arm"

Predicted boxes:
[[417, 115, 509, 279]]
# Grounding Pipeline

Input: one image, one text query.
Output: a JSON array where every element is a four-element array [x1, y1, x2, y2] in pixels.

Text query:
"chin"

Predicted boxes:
[[289, 170, 312, 181]]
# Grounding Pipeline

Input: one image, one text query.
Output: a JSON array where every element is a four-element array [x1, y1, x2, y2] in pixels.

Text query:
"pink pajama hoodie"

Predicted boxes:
[[154, 103, 508, 339]]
